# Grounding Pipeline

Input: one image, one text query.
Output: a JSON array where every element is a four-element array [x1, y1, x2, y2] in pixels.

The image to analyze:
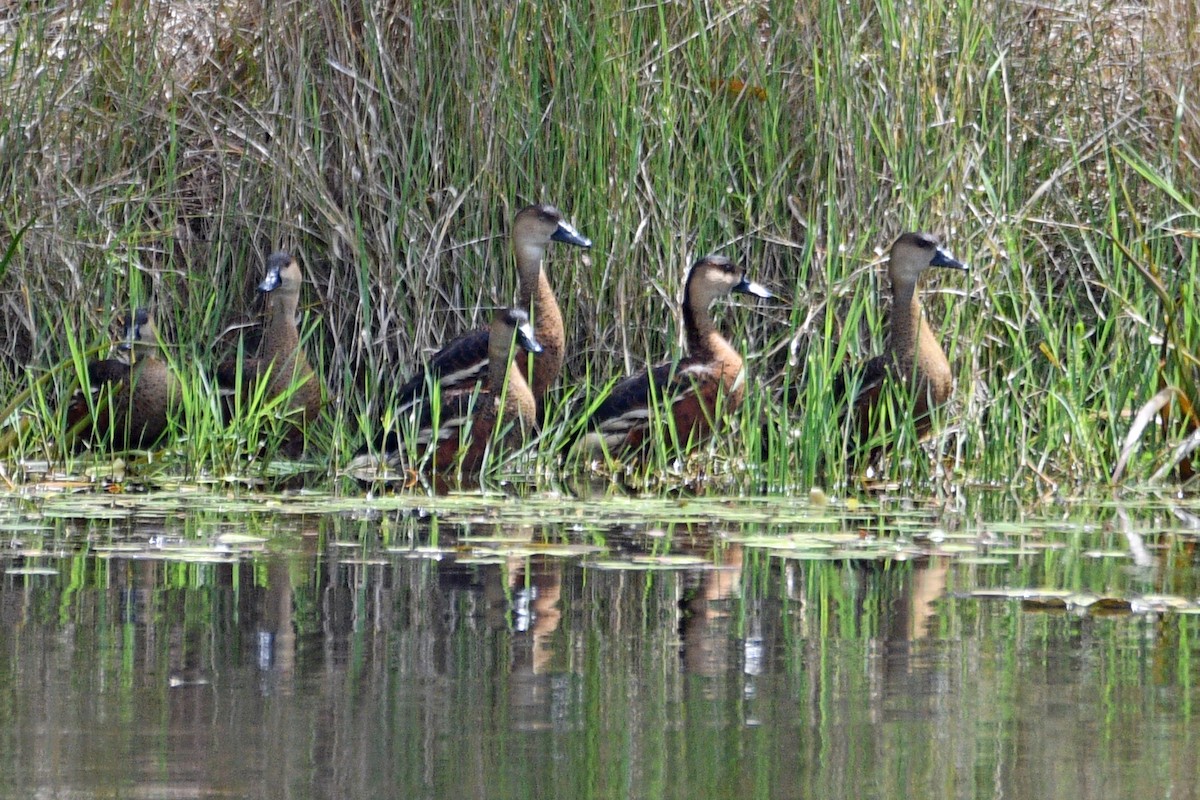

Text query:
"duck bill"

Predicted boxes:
[[258, 267, 282, 293], [931, 247, 968, 271], [117, 312, 141, 351], [733, 277, 773, 300], [551, 220, 592, 249], [515, 321, 544, 355]]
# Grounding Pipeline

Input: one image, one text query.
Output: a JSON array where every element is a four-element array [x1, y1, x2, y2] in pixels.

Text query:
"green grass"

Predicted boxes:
[[0, 0, 1198, 494]]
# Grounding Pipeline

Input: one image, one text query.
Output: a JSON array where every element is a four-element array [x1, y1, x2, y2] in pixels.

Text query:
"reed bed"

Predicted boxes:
[[0, 0, 1197, 494]]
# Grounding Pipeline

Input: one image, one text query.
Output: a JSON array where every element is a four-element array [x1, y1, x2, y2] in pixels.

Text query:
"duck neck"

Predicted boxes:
[[684, 291, 745, 396], [516, 244, 563, 399], [130, 344, 157, 370], [886, 278, 921, 369], [261, 295, 300, 364], [489, 343, 532, 419], [487, 336, 515, 396], [887, 276, 951, 399], [683, 292, 719, 358]]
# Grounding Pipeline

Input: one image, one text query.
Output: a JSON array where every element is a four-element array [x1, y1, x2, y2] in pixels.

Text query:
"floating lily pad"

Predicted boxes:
[[4, 566, 59, 576], [971, 588, 1073, 601], [215, 533, 268, 546], [1135, 595, 1196, 611], [0, 523, 53, 533], [766, 550, 839, 561], [830, 548, 914, 561], [983, 547, 1043, 556], [385, 546, 451, 560], [934, 543, 982, 554], [585, 553, 712, 570]]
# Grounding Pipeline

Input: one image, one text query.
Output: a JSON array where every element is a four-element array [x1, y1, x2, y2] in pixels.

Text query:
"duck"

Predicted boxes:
[[373, 308, 543, 476], [572, 255, 772, 460], [218, 252, 323, 455], [844, 231, 968, 453], [388, 203, 590, 421], [65, 308, 180, 451]]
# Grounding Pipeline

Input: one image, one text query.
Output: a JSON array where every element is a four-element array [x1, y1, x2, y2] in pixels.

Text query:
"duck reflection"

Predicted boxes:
[[678, 541, 744, 679], [505, 553, 567, 732], [19, 503, 959, 753]]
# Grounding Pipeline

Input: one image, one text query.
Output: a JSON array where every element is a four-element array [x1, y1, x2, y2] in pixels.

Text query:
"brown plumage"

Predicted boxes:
[[219, 252, 324, 456], [65, 308, 180, 452], [847, 232, 968, 452], [573, 255, 772, 460], [369, 308, 542, 476], [387, 203, 590, 425]]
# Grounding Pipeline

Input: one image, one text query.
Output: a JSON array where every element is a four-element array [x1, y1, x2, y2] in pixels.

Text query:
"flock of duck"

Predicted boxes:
[[60, 203, 968, 479]]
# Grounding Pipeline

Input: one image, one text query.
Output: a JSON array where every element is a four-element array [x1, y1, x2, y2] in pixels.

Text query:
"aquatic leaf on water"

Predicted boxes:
[[587, 553, 712, 570], [829, 548, 926, 561], [971, 588, 1074, 601], [458, 533, 536, 544], [765, 550, 839, 561], [385, 546, 451, 559], [730, 536, 837, 550], [470, 543, 607, 559], [1134, 595, 1197, 611], [2, 549, 61, 560], [453, 555, 509, 565], [1084, 597, 1136, 613], [215, 533, 268, 546], [0, 523, 53, 533], [932, 543, 981, 554], [982, 547, 1044, 556], [7, 490, 1200, 614], [133, 550, 237, 564]]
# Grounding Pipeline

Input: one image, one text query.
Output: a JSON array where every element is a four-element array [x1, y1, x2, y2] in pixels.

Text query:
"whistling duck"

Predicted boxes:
[[390, 203, 590, 418], [219, 252, 323, 455], [376, 308, 543, 476], [846, 231, 968, 450], [65, 308, 180, 451], [573, 255, 772, 459]]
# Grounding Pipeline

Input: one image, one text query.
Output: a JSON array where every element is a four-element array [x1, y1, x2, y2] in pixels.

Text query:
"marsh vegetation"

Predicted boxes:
[[0, 0, 1198, 492]]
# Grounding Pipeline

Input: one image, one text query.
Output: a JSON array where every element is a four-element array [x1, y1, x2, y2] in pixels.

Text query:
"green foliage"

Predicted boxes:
[[0, 0, 1197, 493]]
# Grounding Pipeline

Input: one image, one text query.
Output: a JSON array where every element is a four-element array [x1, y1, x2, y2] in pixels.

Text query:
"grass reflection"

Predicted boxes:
[[1, 496, 1200, 797]]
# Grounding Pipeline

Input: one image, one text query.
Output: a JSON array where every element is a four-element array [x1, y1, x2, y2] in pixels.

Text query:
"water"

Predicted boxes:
[[1, 490, 1199, 799]]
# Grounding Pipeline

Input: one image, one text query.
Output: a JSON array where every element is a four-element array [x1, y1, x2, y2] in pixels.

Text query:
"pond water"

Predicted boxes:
[[2, 487, 1199, 799]]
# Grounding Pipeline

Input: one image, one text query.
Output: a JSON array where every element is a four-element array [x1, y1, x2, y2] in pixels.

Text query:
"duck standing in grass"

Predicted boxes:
[[361, 308, 543, 478], [571, 254, 772, 461], [845, 232, 968, 457], [219, 251, 324, 456], [66, 308, 180, 452], [386, 203, 590, 427]]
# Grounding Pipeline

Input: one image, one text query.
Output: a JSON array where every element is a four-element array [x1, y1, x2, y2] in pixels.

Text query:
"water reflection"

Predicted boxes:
[[0, 496, 1199, 798]]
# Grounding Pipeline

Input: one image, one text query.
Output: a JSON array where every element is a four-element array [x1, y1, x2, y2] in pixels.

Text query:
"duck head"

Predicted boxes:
[[117, 307, 160, 357], [685, 254, 773, 309], [495, 307, 544, 356], [887, 232, 967, 285], [258, 252, 303, 295], [512, 204, 591, 266]]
